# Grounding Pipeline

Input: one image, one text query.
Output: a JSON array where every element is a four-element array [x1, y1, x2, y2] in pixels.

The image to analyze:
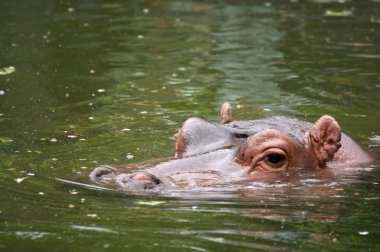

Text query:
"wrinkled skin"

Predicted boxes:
[[89, 103, 372, 191]]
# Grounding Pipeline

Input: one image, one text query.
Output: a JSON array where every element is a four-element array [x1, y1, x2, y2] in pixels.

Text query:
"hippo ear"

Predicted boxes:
[[220, 102, 233, 124], [308, 115, 342, 167], [175, 128, 187, 158]]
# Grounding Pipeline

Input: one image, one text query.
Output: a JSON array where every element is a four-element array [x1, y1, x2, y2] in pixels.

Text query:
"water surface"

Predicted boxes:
[[0, 0, 379, 251]]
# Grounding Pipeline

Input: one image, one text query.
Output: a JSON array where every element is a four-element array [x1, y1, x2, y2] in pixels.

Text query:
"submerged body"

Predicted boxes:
[[90, 103, 371, 191]]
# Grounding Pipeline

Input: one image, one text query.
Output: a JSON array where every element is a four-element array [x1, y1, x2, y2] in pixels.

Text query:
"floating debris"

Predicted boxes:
[[135, 201, 165, 206], [50, 138, 58, 143], [38, 192, 45, 195], [358, 231, 369, 236], [15, 231, 50, 240], [72, 225, 116, 233], [0, 90, 5, 95], [63, 125, 82, 138], [15, 177, 29, 183], [121, 128, 131, 132], [69, 189, 78, 195], [64, 126, 83, 139], [88, 117, 94, 120], [0, 66, 16, 75], [87, 213, 97, 218], [126, 154, 134, 160], [369, 135, 380, 142], [132, 71, 146, 77], [97, 89, 105, 93], [0, 137, 13, 143], [324, 10, 353, 17]]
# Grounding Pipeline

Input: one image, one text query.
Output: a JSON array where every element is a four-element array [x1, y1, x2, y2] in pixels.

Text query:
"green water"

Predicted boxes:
[[0, 0, 379, 251]]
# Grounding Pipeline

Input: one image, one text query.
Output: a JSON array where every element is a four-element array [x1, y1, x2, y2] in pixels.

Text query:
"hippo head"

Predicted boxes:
[[89, 103, 370, 191], [175, 103, 342, 173]]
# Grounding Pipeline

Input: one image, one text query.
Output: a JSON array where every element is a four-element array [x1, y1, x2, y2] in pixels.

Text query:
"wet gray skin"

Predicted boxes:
[[89, 115, 371, 192]]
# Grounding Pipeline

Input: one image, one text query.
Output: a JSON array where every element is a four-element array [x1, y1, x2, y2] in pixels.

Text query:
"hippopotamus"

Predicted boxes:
[[89, 103, 372, 191]]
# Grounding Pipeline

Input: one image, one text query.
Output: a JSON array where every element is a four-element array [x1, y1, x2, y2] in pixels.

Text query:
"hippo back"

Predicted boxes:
[[227, 116, 312, 144]]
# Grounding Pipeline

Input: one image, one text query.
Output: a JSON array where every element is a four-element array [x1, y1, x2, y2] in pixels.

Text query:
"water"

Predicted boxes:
[[0, 0, 379, 251]]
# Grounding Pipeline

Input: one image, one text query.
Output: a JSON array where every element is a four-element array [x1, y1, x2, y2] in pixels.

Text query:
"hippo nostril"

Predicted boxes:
[[120, 172, 161, 191], [89, 166, 116, 180], [131, 172, 161, 185]]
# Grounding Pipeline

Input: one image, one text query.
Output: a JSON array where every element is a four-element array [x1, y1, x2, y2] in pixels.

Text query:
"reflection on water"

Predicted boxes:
[[0, 0, 379, 251]]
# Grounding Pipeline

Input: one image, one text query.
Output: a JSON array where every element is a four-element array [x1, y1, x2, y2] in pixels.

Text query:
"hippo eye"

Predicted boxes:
[[262, 151, 287, 170], [246, 147, 290, 173], [267, 154, 285, 165]]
